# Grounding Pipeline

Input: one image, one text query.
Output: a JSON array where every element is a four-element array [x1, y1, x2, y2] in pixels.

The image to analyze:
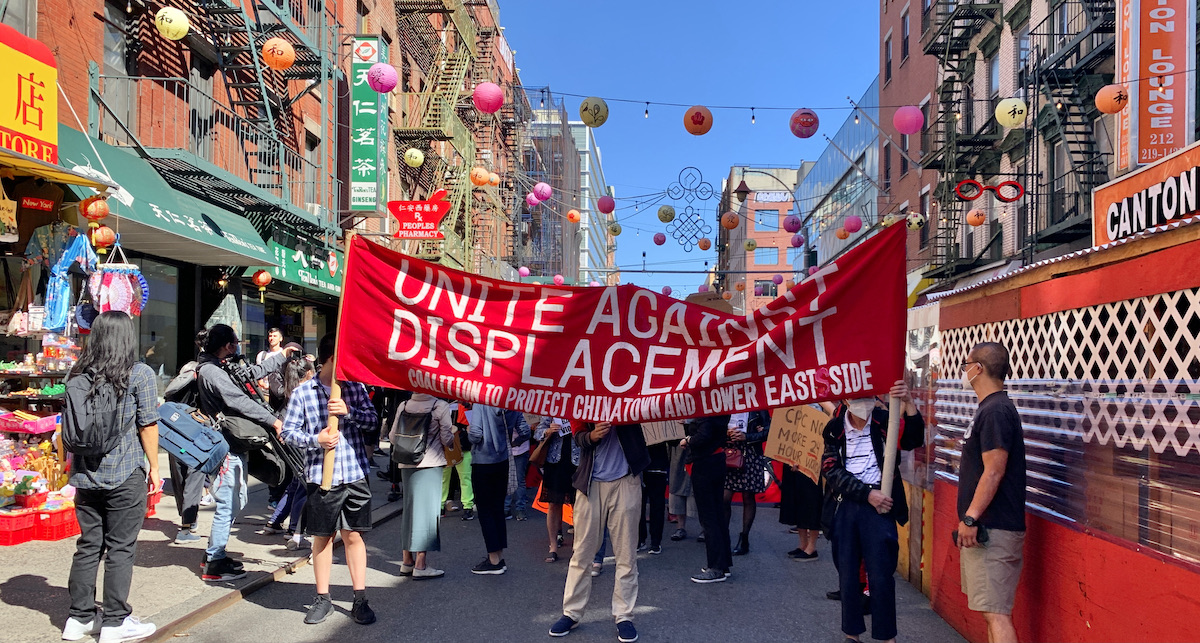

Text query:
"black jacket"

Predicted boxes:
[[684, 414, 729, 464], [821, 406, 925, 527], [736, 410, 771, 457], [572, 423, 650, 495]]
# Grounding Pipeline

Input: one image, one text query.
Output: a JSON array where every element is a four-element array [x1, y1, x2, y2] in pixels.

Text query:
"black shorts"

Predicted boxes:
[[305, 477, 373, 537]]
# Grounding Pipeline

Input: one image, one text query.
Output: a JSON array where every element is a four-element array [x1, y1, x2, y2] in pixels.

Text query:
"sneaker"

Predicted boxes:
[[690, 568, 728, 584], [351, 597, 376, 625], [471, 558, 506, 575], [826, 589, 842, 601], [267, 501, 278, 513], [413, 566, 445, 580], [387, 491, 401, 502], [696, 532, 706, 543], [174, 528, 201, 544], [788, 526, 800, 534], [97, 616, 155, 643], [202, 557, 248, 582], [789, 549, 819, 562], [670, 529, 686, 541], [506, 512, 515, 520], [637, 541, 648, 552], [590, 562, 603, 577], [199, 493, 215, 507], [515, 510, 528, 521], [304, 594, 333, 624], [648, 545, 662, 555], [61, 616, 100, 641], [399, 563, 414, 576], [548, 615, 578, 637], [462, 508, 475, 521], [286, 537, 311, 551], [616, 620, 639, 643], [258, 524, 285, 535]]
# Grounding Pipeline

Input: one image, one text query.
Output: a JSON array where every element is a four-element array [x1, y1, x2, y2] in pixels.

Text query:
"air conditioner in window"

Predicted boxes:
[[306, 203, 330, 223]]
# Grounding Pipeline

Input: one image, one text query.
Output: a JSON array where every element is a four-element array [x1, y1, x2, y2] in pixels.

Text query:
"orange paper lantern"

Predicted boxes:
[[262, 37, 295, 71], [1095, 84, 1130, 114], [470, 167, 490, 186], [487, 172, 500, 186], [567, 209, 581, 223], [735, 282, 745, 292], [967, 209, 987, 226], [91, 224, 116, 254], [80, 196, 110, 226], [684, 105, 714, 135], [720, 212, 740, 230], [697, 238, 711, 251], [835, 227, 849, 240], [722, 292, 732, 301]]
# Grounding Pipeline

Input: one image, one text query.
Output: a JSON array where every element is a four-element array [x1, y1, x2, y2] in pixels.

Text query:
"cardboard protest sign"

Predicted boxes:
[[764, 405, 829, 482], [641, 420, 686, 445]]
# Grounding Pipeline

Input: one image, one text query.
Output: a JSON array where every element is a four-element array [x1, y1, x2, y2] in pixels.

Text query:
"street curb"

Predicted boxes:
[[141, 501, 404, 642]]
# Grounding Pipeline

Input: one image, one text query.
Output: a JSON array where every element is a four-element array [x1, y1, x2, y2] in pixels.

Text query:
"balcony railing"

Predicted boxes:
[[94, 75, 339, 225]]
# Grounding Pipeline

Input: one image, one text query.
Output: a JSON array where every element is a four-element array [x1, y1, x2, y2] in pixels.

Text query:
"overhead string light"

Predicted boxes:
[[751, 107, 756, 124], [854, 109, 859, 124], [644, 102, 650, 118]]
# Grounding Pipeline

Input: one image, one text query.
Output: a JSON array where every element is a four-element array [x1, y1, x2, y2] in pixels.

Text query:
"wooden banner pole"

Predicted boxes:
[[320, 231, 355, 491]]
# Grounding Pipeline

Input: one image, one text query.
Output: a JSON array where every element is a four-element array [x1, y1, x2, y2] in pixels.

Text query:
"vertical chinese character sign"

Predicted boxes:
[[0, 23, 59, 162], [350, 37, 387, 212]]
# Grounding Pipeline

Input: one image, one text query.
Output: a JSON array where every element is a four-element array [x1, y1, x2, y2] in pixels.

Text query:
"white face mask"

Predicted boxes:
[[962, 363, 980, 391], [846, 399, 875, 421]]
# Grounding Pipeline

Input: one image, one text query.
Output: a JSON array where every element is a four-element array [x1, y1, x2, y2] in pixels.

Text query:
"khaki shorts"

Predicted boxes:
[[960, 528, 1025, 614]]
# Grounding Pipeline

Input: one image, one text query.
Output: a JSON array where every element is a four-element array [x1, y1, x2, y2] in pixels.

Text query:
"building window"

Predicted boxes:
[[755, 210, 780, 232], [1015, 25, 1031, 87], [884, 38, 893, 83], [753, 247, 779, 265], [303, 134, 320, 206], [919, 190, 931, 247], [883, 143, 891, 191], [1, 0, 35, 36], [135, 258, 180, 395], [754, 280, 778, 298], [922, 0, 933, 33], [920, 102, 932, 155], [101, 1, 136, 145], [901, 12, 910, 61], [988, 54, 1001, 126], [899, 134, 909, 175]]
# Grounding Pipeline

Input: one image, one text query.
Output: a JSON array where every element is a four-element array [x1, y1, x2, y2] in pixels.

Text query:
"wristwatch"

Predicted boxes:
[[962, 515, 979, 527]]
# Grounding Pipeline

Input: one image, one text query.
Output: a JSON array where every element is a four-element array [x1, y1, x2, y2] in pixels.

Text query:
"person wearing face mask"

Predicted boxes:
[[821, 380, 923, 643]]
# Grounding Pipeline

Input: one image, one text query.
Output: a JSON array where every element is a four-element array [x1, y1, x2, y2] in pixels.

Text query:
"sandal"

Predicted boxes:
[[545, 551, 559, 563]]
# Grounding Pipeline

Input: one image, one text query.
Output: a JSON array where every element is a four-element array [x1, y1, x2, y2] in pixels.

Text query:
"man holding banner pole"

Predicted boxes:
[[821, 381, 923, 643]]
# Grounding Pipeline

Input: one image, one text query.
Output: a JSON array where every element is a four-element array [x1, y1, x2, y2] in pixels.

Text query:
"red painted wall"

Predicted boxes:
[[931, 479, 1200, 643]]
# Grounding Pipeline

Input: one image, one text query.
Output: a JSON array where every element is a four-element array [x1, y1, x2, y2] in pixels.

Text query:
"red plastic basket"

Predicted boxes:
[[0, 525, 34, 546], [34, 508, 80, 541], [15, 491, 48, 508], [0, 512, 37, 546]]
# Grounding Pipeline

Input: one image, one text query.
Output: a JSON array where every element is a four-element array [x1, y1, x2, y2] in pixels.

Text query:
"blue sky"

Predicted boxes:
[[499, 1, 880, 295]]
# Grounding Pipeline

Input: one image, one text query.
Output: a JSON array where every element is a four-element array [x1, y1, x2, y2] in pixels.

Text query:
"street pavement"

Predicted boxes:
[[178, 501, 966, 643]]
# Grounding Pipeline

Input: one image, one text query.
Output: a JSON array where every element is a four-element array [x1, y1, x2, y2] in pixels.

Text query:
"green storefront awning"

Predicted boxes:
[[245, 240, 343, 297], [57, 126, 275, 267]]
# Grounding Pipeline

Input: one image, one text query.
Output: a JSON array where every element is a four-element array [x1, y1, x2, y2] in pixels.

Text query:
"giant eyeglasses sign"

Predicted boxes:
[[955, 179, 1025, 203], [0, 23, 58, 162]]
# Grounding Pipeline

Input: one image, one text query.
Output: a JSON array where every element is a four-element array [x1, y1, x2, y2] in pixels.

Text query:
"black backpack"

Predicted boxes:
[[62, 374, 128, 456], [390, 405, 432, 466]]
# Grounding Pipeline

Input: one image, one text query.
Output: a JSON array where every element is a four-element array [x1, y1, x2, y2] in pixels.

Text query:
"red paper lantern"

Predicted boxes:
[[721, 212, 740, 230], [91, 224, 116, 254], [252, 269, 273, 302], [684, 105, 714, 135], [698, 237, 712, 251], [567, 210, 581, 223], [262, 38, 295, 71], [80, 196, 110, 225]]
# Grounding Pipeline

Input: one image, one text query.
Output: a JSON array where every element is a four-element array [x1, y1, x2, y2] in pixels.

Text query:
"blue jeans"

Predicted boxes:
[[268, 477, 307, 531], [505, 451, 530, 514], [206, 454, 248, 561]]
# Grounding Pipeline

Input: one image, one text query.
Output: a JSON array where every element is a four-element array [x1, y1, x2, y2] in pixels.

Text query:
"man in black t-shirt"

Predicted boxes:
[[957, 342, 1026, 643]]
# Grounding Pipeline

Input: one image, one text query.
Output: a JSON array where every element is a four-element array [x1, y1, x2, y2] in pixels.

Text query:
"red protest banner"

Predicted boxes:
[[387, 189, 450, 239], [335, 222, 907, 422]]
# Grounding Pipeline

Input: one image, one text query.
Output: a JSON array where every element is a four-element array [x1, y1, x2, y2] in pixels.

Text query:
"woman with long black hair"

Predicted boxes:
[[261, 349, 316, 550], [62, 311, 161, 642]]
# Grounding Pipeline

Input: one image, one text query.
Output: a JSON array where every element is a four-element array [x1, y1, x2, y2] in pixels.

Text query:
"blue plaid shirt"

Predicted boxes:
[[279, 379, 377, 487], [69, 363, 160, 490]]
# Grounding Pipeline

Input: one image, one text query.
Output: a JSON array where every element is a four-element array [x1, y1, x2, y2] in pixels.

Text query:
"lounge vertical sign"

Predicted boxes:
[[350, 37, 387, 212]]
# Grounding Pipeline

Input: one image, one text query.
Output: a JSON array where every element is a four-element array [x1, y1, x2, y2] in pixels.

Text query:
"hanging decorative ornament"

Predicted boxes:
[[470, 167, 490, 186], [526, 193, 541, 207], [367, 62, 398, 93], [533, 182, 553, 202], [661, 286, 672, 296], [735, 282, 745, 292], [80, 196, 110, 229], [567, 209, 581, 223], [782, 215, 802, 233], [994, 97, 1028, 128], [744, 239, 757, 251], [844, 215, 863, 233], [684, 105, 714, 135], [403, 148, 424, 168], [698, 284, 710, 293], [589, 281, 601, 287], [697, 237, 712, 251], [722, 292, 733, 301], [262, 37, 296, 71], [487, 172, 501, 186], [518, 266, 530, 277], [892, 105, 925, 135], [472, 82, 504, 114], [906, 212, 927, 230], [720, 212, 740, 230], [967, 209, 987, 226], [653, 232, 667, 246], [252, 269, 273, 303], [772, 274, 784, 285], [835, 227, 850, 240], [91, 224, 117, 254], [657, 205, 676, 223], [754, 286, 764, 296], [609, 222, 623, 236], [154, 7, 190, 41], [598, 195, 616, 214], [579, 96, 609, 127], [1095, 84, 1130, 114], [791, 234, 805, 248], [553, 274, 565, 286], [789, 108, 819, 138]]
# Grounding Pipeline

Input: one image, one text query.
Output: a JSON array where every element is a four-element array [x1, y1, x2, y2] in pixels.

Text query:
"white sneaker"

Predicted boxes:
[[98, 616, 155, 643], [200, 493, 215, 507], [61, 616, 99, 641], [413, 566, 445, 580]]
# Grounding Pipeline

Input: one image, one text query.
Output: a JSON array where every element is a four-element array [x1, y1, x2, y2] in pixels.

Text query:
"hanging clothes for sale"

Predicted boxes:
[[25, 221, 76, 270], [43, 232, 98, 333], [89, 244, 148, 317]]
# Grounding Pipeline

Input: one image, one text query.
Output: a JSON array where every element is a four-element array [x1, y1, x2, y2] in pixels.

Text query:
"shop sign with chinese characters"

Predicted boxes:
[[349, 36, 389, 212], [265, 240, 343, 296], [387, 190, 451, 239], [0, 23, 58, 162]]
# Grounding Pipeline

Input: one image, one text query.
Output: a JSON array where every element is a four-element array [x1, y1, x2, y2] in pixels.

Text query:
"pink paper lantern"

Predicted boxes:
[[533, 182, 553, 201], [367, 63, 398, 93], [783, 215, 802, 233], [589, 281, 601, 287], [472, 82, 504, 113], [598, 195, 615, 214], [698, 284, 710, 293], [789, 108, 819, 138], [526, 193, 540, 207], [893, 105, 925, 136], [661, 286, 672, 296], [844, 215, 863, 233], [518, 266, 530, 277], [653, 232, 666, 246], [553, 274, 565, 286], [754, 286, 764, 296], [772, 274, 784, 285], [791, 234, 805, 248], [808, 266, 819, 276]]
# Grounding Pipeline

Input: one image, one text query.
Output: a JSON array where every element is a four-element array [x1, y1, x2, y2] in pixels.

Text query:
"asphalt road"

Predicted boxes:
[[178, 501, 966, 643]]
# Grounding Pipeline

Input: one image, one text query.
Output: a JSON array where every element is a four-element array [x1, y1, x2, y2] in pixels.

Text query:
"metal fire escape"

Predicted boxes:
[[1022, 0, 1115, 254], [394, 0, 477, 270], [499, 88, 533, 266], [920, 0, 1004, 278]]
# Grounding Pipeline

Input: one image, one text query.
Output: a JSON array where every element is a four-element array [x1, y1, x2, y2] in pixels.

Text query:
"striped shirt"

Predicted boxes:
[[844, 418, 882, 486]]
